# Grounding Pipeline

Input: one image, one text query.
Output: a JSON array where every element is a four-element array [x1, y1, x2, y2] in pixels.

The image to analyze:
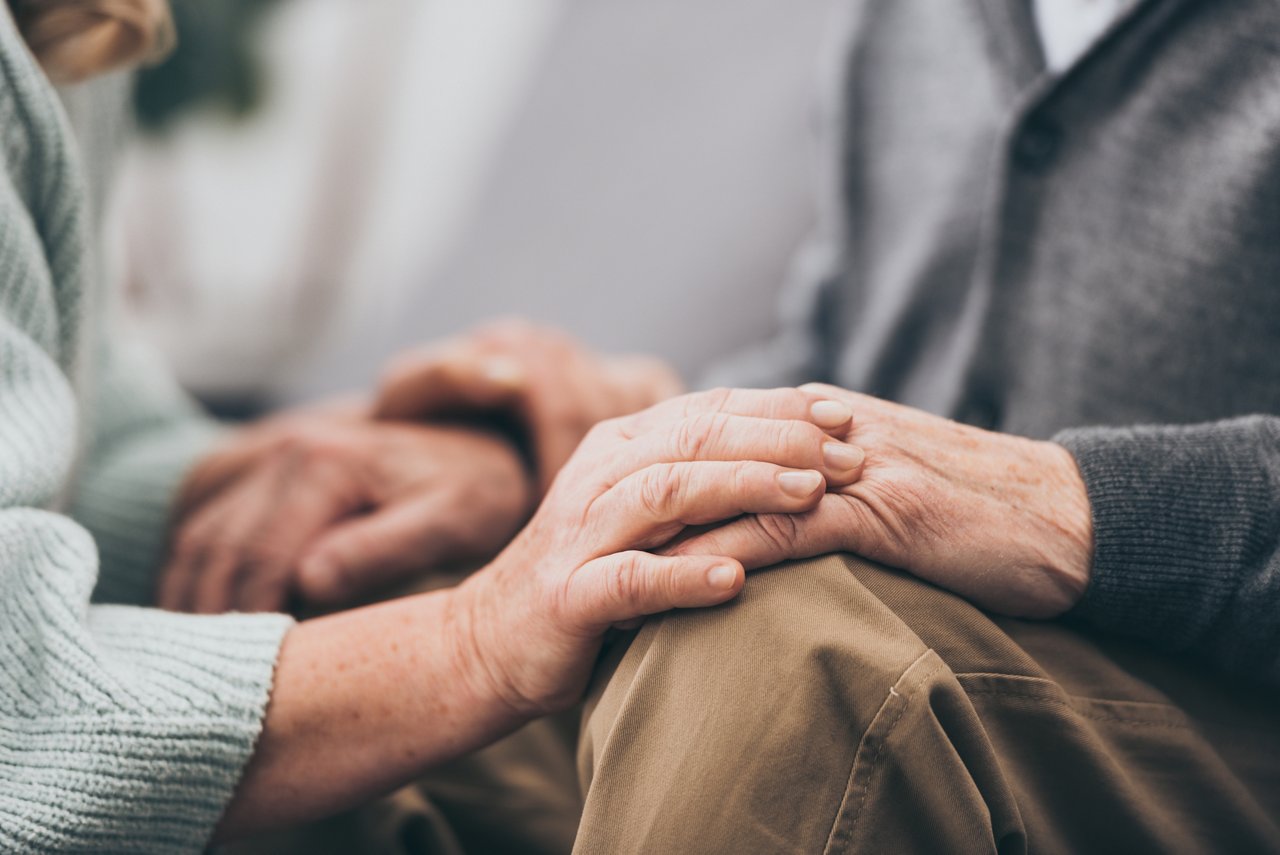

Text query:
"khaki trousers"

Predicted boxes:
[[226, 555, 1280, 854]]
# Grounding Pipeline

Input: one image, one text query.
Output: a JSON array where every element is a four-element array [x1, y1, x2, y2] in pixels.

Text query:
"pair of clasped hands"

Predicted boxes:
[[159, 321, 1093, 715]]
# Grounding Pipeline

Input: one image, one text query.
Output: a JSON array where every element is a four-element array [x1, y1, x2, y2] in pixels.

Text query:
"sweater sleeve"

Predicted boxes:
[[68, 311, 225, 607], [0, 29, 294, 851], [1055, 417, 1280, 685], [0, 307, 292, 854]]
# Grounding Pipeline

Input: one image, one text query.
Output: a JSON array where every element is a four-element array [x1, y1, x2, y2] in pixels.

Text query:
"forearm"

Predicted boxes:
[[215, 586, 517, 841]]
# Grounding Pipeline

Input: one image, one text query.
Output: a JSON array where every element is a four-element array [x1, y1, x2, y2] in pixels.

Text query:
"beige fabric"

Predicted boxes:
[[576, 555, 1280, 853], [226, 554, 1280, 854]]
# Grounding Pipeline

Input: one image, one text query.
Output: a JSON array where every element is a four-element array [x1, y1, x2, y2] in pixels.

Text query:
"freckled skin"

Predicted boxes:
[[213, 388, 857, 843]]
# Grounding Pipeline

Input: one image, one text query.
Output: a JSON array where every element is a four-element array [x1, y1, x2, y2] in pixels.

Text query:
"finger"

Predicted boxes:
[[296, 499, 455, 605], [177, 433, 270, 512], [602, 413, 865, 488], [158, 485, 251, 612], [187, 454, 357, 613], [188, 466, 295, 614], [590, 461, 827, 551], [616, 387, 854, 439], [156, 536, 210, 611], [666, 497, 853, 570], [190, 546, 245, 615], [568, 551, 744, 630], [375, 348, 525, 420], [232, 553, 294, 613]]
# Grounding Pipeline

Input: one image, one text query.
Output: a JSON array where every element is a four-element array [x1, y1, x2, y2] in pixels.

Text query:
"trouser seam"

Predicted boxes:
[[957, 681, 1196, 731], [964, 691, 1192, 729], [823, 648, 946, 855]]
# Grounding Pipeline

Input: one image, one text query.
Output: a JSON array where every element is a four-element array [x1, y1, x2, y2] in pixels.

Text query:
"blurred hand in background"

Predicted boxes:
[[376, 320, 684, 493], [158, 412, 533, 614]]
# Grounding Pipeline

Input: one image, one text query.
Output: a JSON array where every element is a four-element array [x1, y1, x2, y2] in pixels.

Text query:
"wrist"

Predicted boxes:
[[1041, 441, 1095, 612], [447, 568, 541, 721]]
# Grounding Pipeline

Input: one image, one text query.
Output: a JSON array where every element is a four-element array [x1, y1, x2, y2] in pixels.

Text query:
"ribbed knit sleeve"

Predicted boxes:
[[0, 512, 292, 852], [0, 263, 293, 853], [69, 325, 226, 606], [0, 12, 294, 851], [1056, 417, 1280, 685]]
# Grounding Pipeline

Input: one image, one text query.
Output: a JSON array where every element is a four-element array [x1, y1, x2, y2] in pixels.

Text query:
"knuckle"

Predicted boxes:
[[606, 553, 644, 605], [753, 512, 801, 552], [730, 460, 758, 495], [637, 465, 683, 518], [770, 420, 807, 460], [672, 414, 716, 460], [684, 387, 733, 418]]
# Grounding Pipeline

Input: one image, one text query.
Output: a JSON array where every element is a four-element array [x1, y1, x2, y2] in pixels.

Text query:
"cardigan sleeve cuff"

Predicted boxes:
[[1054, 418, 1279, 654]]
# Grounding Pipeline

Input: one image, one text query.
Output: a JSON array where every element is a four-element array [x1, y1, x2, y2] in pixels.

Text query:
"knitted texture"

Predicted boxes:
[[0, 8, 292, 853], [709, 0, 1280, 683], [1058, 421, 1280, 684]]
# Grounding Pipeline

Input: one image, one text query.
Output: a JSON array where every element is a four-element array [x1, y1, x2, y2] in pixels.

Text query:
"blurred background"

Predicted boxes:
[[113, 0, 839, 416]]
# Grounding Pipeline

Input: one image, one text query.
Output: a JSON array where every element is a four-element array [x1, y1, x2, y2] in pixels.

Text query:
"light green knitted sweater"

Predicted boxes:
[[0, 9, 294, 853]]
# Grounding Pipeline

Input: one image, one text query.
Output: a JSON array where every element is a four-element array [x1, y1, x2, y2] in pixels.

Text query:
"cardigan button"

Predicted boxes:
[[1012, 116, 1064, 172]]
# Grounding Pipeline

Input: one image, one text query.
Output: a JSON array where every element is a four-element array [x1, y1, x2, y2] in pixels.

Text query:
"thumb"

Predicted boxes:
[[569, 551, 744, 629], [375, 351, 525, 420], [296, 500, 452, 604]]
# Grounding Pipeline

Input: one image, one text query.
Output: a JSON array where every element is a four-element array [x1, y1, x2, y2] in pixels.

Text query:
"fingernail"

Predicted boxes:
[[778, 469, 823, 497], [810, 400, 853, 428], [707, 564, 738, 590], [822, 442, 865, 472], [483, 357, 524, 386]]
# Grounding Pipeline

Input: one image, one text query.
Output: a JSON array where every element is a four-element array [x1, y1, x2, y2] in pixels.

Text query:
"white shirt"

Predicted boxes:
[[1032, 0, 1135, 72]]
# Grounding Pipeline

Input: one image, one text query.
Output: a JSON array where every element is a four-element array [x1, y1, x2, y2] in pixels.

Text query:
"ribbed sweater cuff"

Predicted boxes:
[[3, 604, 292, 854], [1055, 420, 1278, 651], [71, 418, 225, 606]]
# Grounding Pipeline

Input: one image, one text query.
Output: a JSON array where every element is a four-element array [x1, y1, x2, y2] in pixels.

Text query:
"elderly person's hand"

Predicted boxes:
[[670, 384, 1095, 619], [374, 320, 684, 493], [216, 387, 867, 836], [158, 417, 534, 614], [446, 386, 866, 715]]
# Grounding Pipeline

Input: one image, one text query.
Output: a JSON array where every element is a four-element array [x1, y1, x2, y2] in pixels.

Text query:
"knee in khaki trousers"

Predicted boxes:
[[228, 555, 1280, 855], [576, 555, 1280, 854]]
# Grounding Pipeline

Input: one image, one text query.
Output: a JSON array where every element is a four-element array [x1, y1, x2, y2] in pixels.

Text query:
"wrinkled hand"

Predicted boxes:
[[672, 385, 1095, 619], [174, 396, 373, 515], [451, 387, 867, 716], [374, 320, 684, 493], [159, 419, 533, 613]]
